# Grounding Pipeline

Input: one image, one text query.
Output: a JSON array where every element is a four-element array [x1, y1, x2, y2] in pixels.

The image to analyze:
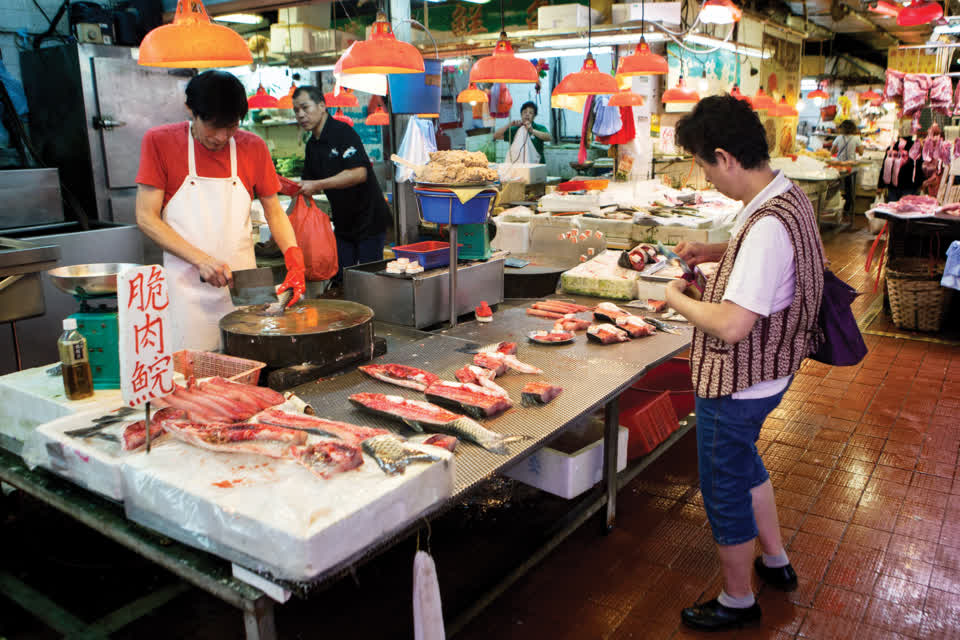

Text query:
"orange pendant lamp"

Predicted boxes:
[[457, 83, 489, 104], [365, 107, 390, 126], [730, 85, 751, 102], [248, 85, 279, 109], [699, 0, 742, 24], [336, 12, 424, 75], [138, 0, 253, 68], [276, 83, 297, 109], [771, 97, 798, 117], [662, 77, 700, 103], [325, 87, 360, 108], [859, 89, 882, 101], [751, 87, 777, 111], [554, 54, 619, 96], [332, 108, 354, 126], [615, 0, 667, 77], [808, 85, 829, 101], [470, 34, 538, 84], [609, 88, 645, 107]]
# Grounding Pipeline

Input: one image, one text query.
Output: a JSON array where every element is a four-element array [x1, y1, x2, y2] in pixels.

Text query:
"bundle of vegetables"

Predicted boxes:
[[274, 156, 305, 178]]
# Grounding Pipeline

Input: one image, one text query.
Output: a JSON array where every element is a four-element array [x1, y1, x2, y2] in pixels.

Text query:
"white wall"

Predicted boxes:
[[0, 0, 70, 86]]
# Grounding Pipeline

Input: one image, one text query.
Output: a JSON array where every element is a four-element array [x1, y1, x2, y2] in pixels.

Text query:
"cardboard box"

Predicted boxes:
[[278, 4, 331, 27], [504, 424, 628, 499], [612, 2, 681, 25], [537, 4, 602, 30]]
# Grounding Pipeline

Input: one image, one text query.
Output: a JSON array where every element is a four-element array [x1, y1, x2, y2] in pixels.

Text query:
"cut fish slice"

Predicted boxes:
[[158, 420, 305, 458], [496, 342, 518, 355], [359, 364, 440, 392], [256, 409, 390, 446], [616, 315, 655, 338], [362, 435, 442, 475], [289, 442, 364, 479], [423, 434, 459, 452], [121, 407, 185, 451], [502, 354, 542, 374], [593, 302, 630, 324], [521, 382, 563, 407], [424, 381, 513, 419], [473, 352, 508, 376], [587, 323, 631, 344], [455, 365, 510, 398]]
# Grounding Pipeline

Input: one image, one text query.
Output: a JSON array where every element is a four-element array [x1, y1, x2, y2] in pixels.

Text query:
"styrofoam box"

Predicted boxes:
[[491, 219, 531, 254], [631, 224, 730, 245], [612, 2, 682, 25], [278, 5, 330, 27], [504, 426, 628, 499], [538, 4, 602, 30], [269, 25, 355, 55], [498, 162, 547, 184]]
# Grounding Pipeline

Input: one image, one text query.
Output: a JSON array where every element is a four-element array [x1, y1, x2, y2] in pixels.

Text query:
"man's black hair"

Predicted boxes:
[[520, 101, 538, 116], [292, 85, 325, 106], [185, 70, 248, 127], [675, 94, 769, 170], [837, 119, 858, 135]]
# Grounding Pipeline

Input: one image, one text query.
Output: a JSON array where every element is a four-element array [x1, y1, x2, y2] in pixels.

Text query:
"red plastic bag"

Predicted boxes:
[[287, 195, 338, 281]]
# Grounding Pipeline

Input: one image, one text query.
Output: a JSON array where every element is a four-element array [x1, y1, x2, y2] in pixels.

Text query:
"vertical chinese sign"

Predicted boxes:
[[118, 265, 174, 407]]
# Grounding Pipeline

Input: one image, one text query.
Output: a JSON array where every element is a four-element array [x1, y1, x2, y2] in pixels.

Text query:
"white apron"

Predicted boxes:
[[163, 122, 255, 352], [507, 125, 541, 164]]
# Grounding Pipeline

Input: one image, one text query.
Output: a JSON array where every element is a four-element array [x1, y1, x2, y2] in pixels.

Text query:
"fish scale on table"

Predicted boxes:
[[362, 435, 443, 475]]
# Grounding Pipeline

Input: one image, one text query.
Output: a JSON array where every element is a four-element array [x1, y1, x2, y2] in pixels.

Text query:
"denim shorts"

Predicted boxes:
[[695, 388, 788, 546]]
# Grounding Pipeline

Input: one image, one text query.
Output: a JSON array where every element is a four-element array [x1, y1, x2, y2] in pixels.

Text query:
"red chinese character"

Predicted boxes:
[[127, 267, 169, 312], [130, 360, 149, 393], [134, 314, 165, 355], [148, 355, 174, 394]]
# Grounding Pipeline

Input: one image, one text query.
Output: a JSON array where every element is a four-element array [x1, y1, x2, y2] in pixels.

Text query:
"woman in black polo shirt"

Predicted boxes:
[[292, 86, 391, 288]]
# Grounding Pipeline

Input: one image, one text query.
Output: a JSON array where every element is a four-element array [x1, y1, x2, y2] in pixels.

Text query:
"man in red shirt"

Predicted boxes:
[[135, 70, 305, 351]]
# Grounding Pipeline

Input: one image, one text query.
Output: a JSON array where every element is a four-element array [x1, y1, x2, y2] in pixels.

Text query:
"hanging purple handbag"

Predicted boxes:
[[811, 270, 868, 366]]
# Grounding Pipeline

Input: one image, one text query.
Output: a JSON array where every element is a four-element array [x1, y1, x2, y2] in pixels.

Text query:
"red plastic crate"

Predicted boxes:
[[631, 357, 694, 421], [620, 389, 680, 460]]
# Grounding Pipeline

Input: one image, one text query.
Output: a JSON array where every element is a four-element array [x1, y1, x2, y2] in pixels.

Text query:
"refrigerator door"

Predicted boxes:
[[92, 57, 188, 189]]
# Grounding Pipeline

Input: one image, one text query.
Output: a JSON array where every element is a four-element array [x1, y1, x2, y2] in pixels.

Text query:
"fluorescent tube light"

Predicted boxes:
[[684, 34, 770, 58], [933, 23, 960, 34], [533, 33, 667, 48], [443, 58, 470, 66], [461, 0, 492, 4], [308, 65, 336, 72], [213, 13, 264, 24], [517, 46, 615, 59]]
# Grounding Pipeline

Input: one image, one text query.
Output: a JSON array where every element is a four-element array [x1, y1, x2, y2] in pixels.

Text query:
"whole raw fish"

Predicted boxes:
[[361, 435, 443, 475]]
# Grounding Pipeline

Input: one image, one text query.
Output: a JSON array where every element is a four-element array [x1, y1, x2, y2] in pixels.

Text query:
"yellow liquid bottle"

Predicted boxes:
[[58, 318, 94, 400]]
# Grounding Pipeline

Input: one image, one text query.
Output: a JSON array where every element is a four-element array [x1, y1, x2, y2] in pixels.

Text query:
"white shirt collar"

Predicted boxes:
[[730, 170, 792, 236]]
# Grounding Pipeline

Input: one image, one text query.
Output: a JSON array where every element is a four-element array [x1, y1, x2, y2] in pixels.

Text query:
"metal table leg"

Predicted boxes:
[[602, 396, 619, 533], [449, 224, 458, 328], [243, 597, 277, 640]]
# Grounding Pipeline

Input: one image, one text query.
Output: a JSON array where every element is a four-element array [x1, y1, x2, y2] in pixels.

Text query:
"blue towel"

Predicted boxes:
[[591, 96, 622, 137], [942, 240, 960, 291]]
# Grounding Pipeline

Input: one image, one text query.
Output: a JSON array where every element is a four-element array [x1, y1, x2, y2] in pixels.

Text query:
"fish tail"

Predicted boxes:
[[403, 419, 426, 433]]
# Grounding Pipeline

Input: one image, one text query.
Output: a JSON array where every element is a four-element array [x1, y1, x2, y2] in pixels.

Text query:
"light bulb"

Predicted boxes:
[[883, 101, 896, 110], [813, 96, 824, 107], [470, 101, 477, 106], [698, 77, 708, 92], [796, 100, 805, 111]]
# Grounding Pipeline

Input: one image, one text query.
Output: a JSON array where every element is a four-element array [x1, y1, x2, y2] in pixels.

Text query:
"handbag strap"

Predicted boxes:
[[865, 221, 888, 294]]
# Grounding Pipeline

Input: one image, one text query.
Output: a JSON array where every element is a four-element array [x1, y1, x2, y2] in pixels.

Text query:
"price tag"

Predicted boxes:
[[118, 265, 174, 407]]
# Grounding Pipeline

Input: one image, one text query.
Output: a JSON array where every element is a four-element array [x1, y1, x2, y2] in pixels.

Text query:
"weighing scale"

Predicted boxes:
[[47, 263, 139, 390]]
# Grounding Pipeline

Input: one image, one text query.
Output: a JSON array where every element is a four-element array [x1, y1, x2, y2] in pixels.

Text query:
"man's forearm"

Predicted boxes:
[[261, 195, 298, 253], [315, 167, 367, 190]]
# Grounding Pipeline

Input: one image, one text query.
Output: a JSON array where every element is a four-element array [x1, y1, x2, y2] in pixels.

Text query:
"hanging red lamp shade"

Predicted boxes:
[[336, 12, 424, 75], [247, 85, 279, 109], [771, 97, 798, 117], [470, 33, 539, 84], [332, 108, 354, 126], [325, 88, 360, 108], [276, 84, 297, 109], [699, 0, 742, 24], [457, 83, 489, 104], [869, 0, 902, 17], [730, 85, 751, 102], [609, 88, 645, 107], [365, 107, 390, 126], [751, 87, 777, 111], [616, 39, 668, 76], [553, 54, 619, 96], [859, 89, 882, 101], [138, 0, 253, 67], [662, 77, 700, 103], [897, 0, 943, 25], [416, 113, 440, 118]]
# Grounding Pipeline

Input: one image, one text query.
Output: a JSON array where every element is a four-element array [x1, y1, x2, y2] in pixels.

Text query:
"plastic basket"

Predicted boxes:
[[620, 389, 680, 460], [172, 350, 266, 385], [886, 257, 953, 332], [414, 188, 497, 224], [392, 240, 459, 269], [630, 357, 694, 421]]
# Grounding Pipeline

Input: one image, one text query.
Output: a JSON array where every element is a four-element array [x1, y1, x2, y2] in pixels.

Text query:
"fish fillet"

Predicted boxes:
[[359, 363, 440, 392], [521, 382, 563, 407], [256, 408, 389, 446], [289, 442, 364, 479], [424, 381, 513, 418]]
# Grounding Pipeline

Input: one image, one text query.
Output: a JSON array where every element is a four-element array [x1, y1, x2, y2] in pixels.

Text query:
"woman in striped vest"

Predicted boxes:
[[665, 95, 825, 632]]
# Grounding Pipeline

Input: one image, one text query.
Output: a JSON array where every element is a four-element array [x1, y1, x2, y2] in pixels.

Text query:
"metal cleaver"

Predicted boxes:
[[228, 267, 281, 307]]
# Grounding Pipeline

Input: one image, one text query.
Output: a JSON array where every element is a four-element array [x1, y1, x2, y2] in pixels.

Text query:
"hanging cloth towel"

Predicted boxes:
[[597, 106, 637, 145], [577, 95, 595, 165], [591, 96, 622, 137], [942, 240, 960, 291]]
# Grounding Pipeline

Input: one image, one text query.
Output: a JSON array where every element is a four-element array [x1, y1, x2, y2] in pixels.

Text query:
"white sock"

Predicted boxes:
[[763, 551, 790, 568], [718, 590, 756, 609]]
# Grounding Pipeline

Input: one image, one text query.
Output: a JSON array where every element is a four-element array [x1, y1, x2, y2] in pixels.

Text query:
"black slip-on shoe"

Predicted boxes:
[[754, 556, 799, 591], [681, 598, 762, 632]]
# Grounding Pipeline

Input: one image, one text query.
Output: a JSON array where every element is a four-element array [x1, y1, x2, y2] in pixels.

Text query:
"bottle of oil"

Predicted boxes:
[[58, 318, 94, 400]]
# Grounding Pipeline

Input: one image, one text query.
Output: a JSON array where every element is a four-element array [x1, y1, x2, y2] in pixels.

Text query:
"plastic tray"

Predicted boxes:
[[172, 350, 266, 386], [630, 357, 694, 420], [414, 188, 497, 224], [620, 389, 679, 460], [391, 241, 456, 269]]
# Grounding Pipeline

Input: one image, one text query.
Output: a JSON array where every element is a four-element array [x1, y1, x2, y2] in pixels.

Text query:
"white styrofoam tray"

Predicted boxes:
[[504, 426, 628, 499], [122, 437, 454, 581]]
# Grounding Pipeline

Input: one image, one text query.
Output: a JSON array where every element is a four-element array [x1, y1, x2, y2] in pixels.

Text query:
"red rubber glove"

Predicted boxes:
[[277, 246, 306, 308]]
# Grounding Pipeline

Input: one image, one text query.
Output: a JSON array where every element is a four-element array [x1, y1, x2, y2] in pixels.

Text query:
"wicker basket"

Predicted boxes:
[[172, 350, 266, 385], [886, 258, 953, 332]]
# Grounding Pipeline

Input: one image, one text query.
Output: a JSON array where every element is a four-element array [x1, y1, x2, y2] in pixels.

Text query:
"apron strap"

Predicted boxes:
[[187, 121, 198, 178], [229, 136, 238, 179]]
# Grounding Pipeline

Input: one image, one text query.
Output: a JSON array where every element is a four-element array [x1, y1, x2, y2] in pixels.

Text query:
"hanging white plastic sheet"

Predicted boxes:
[[395, 117, 438, 182]]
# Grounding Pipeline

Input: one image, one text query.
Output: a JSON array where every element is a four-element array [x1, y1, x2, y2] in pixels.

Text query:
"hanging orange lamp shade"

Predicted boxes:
[[332, 108, 354, 126], [699, 0, 742, 24], [416, 113, 440, 118], [138, 0, 252, 67], [751, 87, 777, 111], [772, 97, 798, 117], [616, 39, 668, 77], [608, 88, 645, 107], [808, 88, 829, 100], [469, 33, 539, 84], [276, 84, 297, 109], [248, 85, 279, 109], [325, 88, 360, 108], [662, 77, 700, 103], [457, 83, 489, 104], [365, 107, 390, 126], [553, 53, 619, 96], [730, 85, 751, 102], [859, 89, 882, 101], [336, 12, 424, 75], [897, 0, 943, 25]]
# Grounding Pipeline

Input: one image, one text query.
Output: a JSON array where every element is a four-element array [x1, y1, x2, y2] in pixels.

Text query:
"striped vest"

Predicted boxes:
[[691, 183, 825, 398]]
